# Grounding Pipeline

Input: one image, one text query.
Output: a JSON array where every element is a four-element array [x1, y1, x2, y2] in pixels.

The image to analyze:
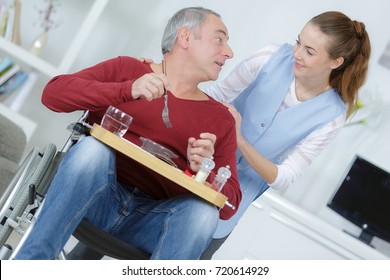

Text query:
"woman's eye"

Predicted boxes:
[[295, 39, 300, 45]]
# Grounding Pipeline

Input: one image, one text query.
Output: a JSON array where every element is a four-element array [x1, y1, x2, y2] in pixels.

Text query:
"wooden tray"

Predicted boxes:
[[90, 124, 228, 208]]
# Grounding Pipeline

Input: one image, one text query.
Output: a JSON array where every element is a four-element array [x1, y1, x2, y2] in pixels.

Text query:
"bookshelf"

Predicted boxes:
[[0, 0, 110, 110]]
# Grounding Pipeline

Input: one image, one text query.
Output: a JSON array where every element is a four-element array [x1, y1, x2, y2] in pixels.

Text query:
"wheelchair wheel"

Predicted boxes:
[[0, 144, 57, 247]]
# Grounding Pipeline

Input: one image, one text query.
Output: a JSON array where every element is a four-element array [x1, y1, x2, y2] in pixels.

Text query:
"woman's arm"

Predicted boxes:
[[224, 102, 278, 183], [270, 114, 345, 189], [224, 102, 345, 188], [238, 135, 279, 183]]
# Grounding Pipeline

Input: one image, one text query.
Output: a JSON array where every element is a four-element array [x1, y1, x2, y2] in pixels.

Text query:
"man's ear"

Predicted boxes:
[[176, 27, 190, 49], [331, 57, 344, 69]]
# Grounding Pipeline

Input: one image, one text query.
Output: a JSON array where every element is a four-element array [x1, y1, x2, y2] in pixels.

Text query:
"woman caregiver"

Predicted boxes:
[[201, 11, 371, 259]]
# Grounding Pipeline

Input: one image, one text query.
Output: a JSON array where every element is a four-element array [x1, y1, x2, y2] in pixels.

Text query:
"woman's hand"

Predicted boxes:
[[139, 57, 154, 64], [222, 102, 243, 141]]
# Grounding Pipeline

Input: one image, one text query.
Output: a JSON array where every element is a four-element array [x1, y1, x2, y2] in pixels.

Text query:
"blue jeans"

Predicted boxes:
[[15, 136, 218, 260]]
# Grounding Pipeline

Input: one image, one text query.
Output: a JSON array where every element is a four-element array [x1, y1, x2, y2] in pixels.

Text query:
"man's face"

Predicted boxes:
[[189, 14, 234, 81]]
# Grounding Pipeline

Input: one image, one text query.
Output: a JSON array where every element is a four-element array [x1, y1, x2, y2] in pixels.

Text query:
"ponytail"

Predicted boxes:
[[310, 12, 371, 118]]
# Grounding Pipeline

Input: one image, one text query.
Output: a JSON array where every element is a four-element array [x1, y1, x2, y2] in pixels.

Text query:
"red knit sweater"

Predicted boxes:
[[42, 56, 241, 219]]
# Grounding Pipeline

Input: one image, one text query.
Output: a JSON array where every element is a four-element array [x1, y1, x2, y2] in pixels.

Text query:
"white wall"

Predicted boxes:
[[74, 0, 390, 93], [13, 0, 390, 249]]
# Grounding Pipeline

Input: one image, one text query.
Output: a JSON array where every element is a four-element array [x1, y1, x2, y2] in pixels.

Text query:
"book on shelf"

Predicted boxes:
[[0, 1, 8, 36], [0, 56, 13, 74], [0, 0, 17, 41], [0, 55, 28, 99], [0, 0, 11, 37], [3, 0, 14, 41], [0, 69, 27, 95], [0, 62, 20, 85]]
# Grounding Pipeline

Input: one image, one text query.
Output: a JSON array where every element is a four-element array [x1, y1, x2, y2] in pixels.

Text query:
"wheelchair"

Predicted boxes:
[[0, 111, 149, 260]]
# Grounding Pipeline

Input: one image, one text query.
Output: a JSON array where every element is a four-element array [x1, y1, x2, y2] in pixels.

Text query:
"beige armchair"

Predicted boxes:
[[0, 104, 36, 195]]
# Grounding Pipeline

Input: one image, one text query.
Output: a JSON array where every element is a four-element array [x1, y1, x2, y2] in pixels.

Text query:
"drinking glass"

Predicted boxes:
[[101, 105, 133, 137]]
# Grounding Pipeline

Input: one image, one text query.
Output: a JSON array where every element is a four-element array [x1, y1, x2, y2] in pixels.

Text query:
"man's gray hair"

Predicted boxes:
[[161, 7, 220, 55]]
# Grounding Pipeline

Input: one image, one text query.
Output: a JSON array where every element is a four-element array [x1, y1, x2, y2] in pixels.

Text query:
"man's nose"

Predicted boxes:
[[224, 44, 234, 59]]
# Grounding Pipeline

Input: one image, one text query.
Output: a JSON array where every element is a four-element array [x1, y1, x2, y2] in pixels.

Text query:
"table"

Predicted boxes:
[[90, 124, 228, 208]]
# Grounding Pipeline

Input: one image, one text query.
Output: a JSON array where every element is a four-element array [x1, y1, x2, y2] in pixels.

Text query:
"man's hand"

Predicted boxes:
[[132, 73, 169, 101], [187, 133, 217, 172]]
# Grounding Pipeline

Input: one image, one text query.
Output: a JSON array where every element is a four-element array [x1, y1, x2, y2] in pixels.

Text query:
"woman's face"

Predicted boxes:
[[293, 22, 340, 81]]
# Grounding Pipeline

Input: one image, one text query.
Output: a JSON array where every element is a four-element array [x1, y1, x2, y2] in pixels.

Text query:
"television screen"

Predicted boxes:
[[327, 156, 390, 245]]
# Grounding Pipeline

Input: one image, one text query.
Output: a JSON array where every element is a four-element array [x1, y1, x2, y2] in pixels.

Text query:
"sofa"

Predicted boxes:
[[0, 103, 36, 196], [0, 113, 27, 194]]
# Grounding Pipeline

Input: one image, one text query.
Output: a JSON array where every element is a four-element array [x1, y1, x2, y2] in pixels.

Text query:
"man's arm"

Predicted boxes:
[[42, 57, 168, 113]]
